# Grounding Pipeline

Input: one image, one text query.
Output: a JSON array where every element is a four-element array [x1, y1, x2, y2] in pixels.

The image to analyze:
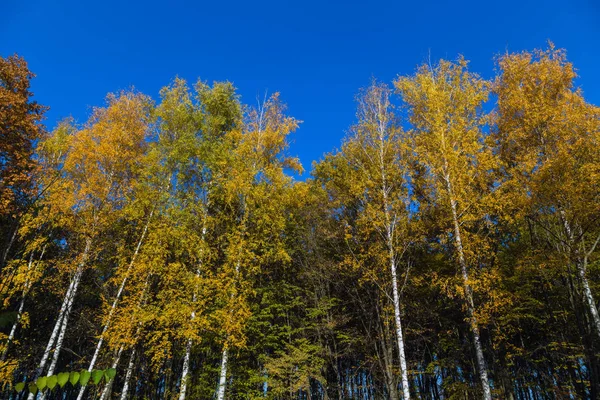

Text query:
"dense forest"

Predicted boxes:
[[1, 44, 599, 399]]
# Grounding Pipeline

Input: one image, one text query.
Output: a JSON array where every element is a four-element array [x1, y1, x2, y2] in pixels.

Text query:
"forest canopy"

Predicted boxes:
[[1, 44, 600, 399]]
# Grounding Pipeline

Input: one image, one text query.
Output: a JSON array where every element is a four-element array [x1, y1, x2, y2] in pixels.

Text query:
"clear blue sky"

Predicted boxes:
[[2, 0, 599, 177]]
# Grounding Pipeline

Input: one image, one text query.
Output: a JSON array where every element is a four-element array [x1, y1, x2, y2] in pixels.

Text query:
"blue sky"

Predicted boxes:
[[2, 0, 599, 177]]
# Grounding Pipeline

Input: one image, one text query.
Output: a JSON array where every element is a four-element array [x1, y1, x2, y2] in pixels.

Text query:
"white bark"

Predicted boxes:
[[27, 239, 91, 400], [2, 249, 41, 361], [446, 175, 492, 400], [580, 262, 600, 336], [216, 347, 228, 400], [374, 94, 411, 400], [178, 225, 207, 400], [390, 255, 410, 400], [120, 347, 137, 400], [99, 345, 124, 400], [561, 213, 600, 338], [76, 213, 152, 400]]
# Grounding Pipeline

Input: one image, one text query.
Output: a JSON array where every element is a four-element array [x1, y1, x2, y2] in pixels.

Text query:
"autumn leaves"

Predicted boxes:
[[1, 43, 600, 399]]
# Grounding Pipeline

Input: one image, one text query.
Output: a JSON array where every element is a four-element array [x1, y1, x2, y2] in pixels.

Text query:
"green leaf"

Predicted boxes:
[[15, 382, 25, 392], [105, 368, 117, 381], [91, 369, 104, 385], [35, 376, 47, 391], [69, 371, 80, 386], [79, 370, 91, 386], [57, 372, 69, 388], [46, 375, 58, 390], [28, 383, 37, 395]]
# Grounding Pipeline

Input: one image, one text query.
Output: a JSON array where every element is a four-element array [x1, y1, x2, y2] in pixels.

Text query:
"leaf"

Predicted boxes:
[[91, 369, 104, 385], [35, 376, 47, 391], [105, 368, 116, 381], [80, 370, 91, 386], [28, 383, 37, 395], [69, 371, 80, 386], [46, 375, 58, 390], [15, 382, 25, 392], [57, 372, 69, 388]]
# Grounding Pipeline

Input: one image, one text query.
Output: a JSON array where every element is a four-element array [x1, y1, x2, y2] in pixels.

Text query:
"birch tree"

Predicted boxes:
[[395, 58, 495, 400], [315, 81, 412, 399]]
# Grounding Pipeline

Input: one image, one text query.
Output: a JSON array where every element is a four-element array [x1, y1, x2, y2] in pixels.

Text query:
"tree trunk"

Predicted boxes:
[[76, 214, 152, 400], [178, 225, 206, 400], [27, 239, 90, 400], [216, 347, 229, 400], [446, 175, 492, 400], [96, 345, 124, 400], [1, 247, 44, 361], [119, 347, 137, 400], [390, 254, 410, 400]]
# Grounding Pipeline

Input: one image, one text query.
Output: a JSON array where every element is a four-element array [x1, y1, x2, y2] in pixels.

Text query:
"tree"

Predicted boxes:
[[395, 58, 495, 399], [315, 81, 413, 399], [0, 54, 47, 268]]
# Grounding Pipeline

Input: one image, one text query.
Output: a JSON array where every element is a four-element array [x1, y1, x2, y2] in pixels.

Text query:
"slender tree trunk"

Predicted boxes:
[[217, 347, 229, 400], [1, 222, 18, 269], [560, 212, 600, 338], [76, 213, 152, 400], [390, 253, 410, 400], [178, 225, 207, 400], [2, 248, 42, 361], [27, 239, 91, 400], [119, 347, 137, 400], [377, 120, 410, 400], [98, 346, 124, 400], [39, 266, 85, 400], [446, 175, 492, 400]]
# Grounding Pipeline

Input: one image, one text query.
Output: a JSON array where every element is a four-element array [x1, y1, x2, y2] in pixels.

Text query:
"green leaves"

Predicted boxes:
[[57, 372, 69, 388], [79, 370, 91, 386], [46, 375, 58, 390], [105, 368, 117, 381], [13, 368, 117, 393], [91, 369, 104, 384], [35, 376, 47, 391], [69, 371, 80, 386]]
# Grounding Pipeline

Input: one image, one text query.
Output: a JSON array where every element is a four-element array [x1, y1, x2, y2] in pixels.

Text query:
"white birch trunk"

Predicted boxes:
[[119, 347, 137, 400], [216, 347, 228, 400], [390, 254, 410, 400], [375, 98, 411, 400], [27, 239, 91, 400], [2, 250, 39, 361], [580, 262, 600, 336], [561, 212, 600, 338], [446, 175, 492, 400], [178, 225, 207, 400], [76, 213, 152, 400], [38, 266, 85, 400], [98, 345, 124, 400]]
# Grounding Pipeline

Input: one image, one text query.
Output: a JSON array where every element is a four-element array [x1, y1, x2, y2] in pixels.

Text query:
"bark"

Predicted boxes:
[[446, 174, 492, 400], [27, 238, 91, 400], [76, 212, 152, 400], [178, 225, 206, 400], [119, 347, 137, 400], [216, 347, 229, 400], [1, 222, 18, 269], [560, 212, 600, 338], [98, 346, 124, 400], [390, 254, 410, 400], [1, 248, 44, 361], [376, 111, 410, 400]]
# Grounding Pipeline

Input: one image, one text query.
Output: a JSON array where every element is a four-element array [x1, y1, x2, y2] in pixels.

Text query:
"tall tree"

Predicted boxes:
[[395, 58, 495, 399], [315, 81, 413, 399]]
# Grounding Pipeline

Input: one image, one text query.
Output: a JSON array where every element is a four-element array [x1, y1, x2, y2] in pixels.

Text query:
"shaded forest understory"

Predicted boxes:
[[1, 44, 600, 399]]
